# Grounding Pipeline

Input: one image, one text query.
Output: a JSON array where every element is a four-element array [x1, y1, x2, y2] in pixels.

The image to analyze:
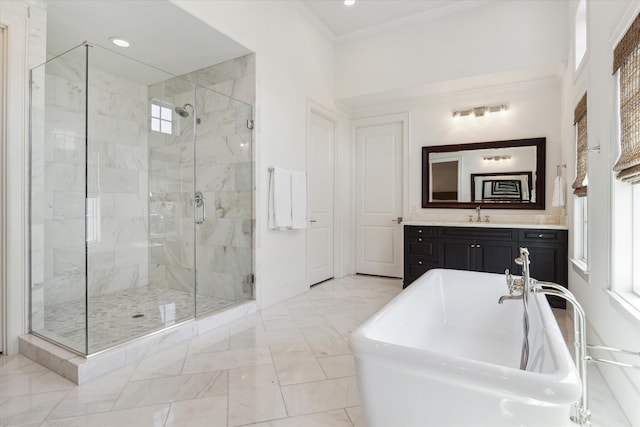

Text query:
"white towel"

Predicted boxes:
[[268, 167, 292, 230], [291, 171, 307, 229], [551, 176, 565, 207]]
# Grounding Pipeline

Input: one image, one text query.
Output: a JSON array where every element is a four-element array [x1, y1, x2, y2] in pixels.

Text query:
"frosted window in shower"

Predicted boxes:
[[150, 103, 172, 135]]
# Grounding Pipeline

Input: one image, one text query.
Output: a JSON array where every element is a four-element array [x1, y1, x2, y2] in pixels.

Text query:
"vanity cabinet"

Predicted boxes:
[[403, 226, 439, 285], [440, 227, 518, 274], [403, 225, 569, 308], [518, 229, 568, 308]]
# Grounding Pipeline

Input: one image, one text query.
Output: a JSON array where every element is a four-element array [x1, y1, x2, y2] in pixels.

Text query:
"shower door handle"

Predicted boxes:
[[195, 191, 206, 224]]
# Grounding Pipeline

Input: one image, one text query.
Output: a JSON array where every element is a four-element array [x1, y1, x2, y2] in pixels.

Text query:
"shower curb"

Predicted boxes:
[[18, 300, 258, 384]]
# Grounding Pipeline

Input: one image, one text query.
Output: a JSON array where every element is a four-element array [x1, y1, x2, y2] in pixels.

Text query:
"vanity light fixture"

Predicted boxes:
[[344, 0, 355, 5], [110, 37, 131, 48], [453, 104, 508, 118]]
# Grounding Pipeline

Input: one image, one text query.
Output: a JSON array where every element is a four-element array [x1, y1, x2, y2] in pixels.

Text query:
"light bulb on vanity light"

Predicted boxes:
[[344, 0, 355, 5]]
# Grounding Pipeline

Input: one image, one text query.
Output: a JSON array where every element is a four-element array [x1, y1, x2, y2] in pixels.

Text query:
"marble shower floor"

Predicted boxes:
[[37, 287, 238, 353], [1, 275, 633, 426]]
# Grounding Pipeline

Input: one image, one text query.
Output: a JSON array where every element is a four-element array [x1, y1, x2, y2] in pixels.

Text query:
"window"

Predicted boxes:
[[580, 197, 588, 261], [611, 11, 640, 312], [572, 94, 588, 196], [575, 0, 587, 71], [633, 184, 640, 296], [151, 102, 173, 135], [572, 93, 588, 268]]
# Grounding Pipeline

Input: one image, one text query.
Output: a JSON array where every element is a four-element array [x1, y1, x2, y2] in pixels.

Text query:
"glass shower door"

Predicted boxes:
[[194, 85, 253, 316], [30, 45, 89, 353], [85, 46, 196, 353]]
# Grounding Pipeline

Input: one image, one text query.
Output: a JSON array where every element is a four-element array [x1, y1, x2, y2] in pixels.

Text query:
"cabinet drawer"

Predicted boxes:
[[441, 226, 516, 240], [408, 255, 437, 267], [519, 229, 567, 243], [406, 235, 438, 258], [405, 225, 438, 236]]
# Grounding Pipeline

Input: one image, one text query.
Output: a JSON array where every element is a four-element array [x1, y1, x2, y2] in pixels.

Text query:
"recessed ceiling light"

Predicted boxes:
[[110, 37, 131, 48], [344, 0, 355, 5]]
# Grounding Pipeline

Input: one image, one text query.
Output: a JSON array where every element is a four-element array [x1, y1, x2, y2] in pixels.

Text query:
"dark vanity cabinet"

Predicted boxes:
[[403, 225, 569, 308], [404, 226, 440, 284], [440, 227, 518, 274], [517, 229, 569, 308]]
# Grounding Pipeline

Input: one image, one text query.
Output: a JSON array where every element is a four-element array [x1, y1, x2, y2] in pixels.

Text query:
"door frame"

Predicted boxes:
[[306, 99, 341, 286], [351, 112, 410, 275], [1, 1, 30, 355]]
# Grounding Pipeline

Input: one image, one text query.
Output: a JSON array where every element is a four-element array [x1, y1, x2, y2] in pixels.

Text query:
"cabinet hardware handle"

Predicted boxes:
[[418, 229, 422, 233], [470, 244, 475, 248], [418, 238, 422, 242], [538, 234, 543, 238], [418, 260, 423, 265]]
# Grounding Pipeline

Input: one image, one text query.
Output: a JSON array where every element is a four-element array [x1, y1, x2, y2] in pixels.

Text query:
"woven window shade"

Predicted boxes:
[[613, 13, 640, 184], [572, 94, 588, 196]]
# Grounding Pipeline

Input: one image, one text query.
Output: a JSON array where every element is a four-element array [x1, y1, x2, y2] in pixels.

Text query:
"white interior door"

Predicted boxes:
[[307, 110, 335, 285], [356, 121, 403, 278]]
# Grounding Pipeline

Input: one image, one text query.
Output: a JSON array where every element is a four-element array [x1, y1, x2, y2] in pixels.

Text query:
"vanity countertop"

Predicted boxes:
[[402, 221, 568, 230]]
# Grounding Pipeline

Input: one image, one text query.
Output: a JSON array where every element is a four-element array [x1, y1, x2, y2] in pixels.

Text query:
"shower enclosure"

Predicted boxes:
[[30, 43, 254, 355]]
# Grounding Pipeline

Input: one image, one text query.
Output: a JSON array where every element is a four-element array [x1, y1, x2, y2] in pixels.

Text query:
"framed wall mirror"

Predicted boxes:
[[422, 137, 545, 209]]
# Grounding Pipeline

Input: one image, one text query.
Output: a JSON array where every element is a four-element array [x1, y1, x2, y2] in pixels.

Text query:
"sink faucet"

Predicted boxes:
[[476, 206, 481, 222]]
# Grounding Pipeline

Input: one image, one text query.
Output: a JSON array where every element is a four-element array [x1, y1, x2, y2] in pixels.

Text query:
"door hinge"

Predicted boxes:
[[248, 273, 255, 284], [247, 119, 254, 130]]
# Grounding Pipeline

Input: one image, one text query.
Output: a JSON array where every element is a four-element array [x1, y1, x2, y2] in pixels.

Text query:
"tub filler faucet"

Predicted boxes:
[[499, 248, 532, 371], [499, 248, 592, 427]]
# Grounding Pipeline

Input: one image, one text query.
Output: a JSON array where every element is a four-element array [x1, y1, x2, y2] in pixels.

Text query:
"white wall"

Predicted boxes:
[[1, 0, 47, 354], [407, 82, 564, 219], [171, 0, 340, 308], [335, 0, 568, 102], [347, 77, 565, 223], [562, 0, 640, 423]]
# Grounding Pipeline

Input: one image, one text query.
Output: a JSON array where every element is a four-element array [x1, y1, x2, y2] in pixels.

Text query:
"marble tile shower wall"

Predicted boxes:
[[148, 54, 255, 302], [31, 52, 150, 332]]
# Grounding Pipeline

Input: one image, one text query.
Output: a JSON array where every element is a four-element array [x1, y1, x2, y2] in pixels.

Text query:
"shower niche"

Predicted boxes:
[[30, 42, 255, 355]]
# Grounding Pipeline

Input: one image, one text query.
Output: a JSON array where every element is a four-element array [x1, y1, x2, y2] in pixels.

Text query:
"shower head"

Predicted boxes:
[[175, 103, 194, 118]]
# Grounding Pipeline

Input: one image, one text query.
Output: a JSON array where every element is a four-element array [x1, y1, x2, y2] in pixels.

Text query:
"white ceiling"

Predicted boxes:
[[44, 0, 470, 81], [300, 0, 471, 38], [45, 0, 251, 79]]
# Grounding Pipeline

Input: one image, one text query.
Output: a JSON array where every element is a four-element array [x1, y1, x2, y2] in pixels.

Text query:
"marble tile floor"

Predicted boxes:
[[1, 275, 632, 426], [37, 287, 238, 354]]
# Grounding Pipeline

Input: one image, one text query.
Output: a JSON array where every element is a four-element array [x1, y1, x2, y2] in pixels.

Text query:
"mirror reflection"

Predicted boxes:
[[422, 138, 545, 209]]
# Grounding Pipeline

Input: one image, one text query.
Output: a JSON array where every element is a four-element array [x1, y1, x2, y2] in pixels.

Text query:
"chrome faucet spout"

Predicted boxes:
[[498, 293, 522, 304], [476, 206, 481, 222]]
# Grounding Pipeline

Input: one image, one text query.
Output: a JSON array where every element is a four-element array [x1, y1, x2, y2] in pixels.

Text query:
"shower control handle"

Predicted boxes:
[[195, 191, 206, 224]]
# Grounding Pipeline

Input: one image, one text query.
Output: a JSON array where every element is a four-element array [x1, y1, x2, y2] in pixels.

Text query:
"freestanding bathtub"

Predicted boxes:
[[350, 269, 581, 427]]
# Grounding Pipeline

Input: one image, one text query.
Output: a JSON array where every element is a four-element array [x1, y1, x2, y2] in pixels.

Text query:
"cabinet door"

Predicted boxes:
[[525, 244, 567, 285], [479, 239, 518, 274], [441, 239, 475, 270]]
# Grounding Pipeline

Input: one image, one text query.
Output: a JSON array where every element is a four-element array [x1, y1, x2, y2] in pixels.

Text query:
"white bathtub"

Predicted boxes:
[[350, 269, 581, 427]]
